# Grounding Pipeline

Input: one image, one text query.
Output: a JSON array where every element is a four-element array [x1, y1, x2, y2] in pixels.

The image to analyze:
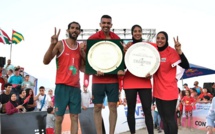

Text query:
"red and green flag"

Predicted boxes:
[[0, 29, 11, 44], [12, 30, 24, 44]]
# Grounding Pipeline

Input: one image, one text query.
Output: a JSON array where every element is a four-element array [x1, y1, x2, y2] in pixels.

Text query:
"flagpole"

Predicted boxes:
[[10, 43, 12, 60]]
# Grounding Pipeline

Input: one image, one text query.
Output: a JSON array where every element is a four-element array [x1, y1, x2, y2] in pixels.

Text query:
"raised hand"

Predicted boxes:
[[124, 42, 132, 53], [51, 27, 61, 45], [173, 36, 182, 54], [79, 42, 87, 50]]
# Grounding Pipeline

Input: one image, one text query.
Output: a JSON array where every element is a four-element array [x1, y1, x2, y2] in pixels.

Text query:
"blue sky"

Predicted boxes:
[[1, 0, 215, 90]]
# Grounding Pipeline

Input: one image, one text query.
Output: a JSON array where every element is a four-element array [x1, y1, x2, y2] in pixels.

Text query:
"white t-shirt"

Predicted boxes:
[[36, 94, 51, 111], [81, 91, 92, 108]]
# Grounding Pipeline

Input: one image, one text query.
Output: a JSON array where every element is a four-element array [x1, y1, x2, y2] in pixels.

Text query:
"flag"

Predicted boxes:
[[12, 30, 24, 44], [0, 29, 11, 44]]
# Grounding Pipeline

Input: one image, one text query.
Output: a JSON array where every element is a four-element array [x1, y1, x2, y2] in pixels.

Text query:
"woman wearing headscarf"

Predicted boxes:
[[5, 93, 24, 115], [153, 31, 189, 134], [123, 24, 155, 134]]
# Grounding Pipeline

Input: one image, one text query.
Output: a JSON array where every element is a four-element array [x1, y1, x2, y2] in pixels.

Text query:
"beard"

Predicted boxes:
[[69, 32, 78, 40]]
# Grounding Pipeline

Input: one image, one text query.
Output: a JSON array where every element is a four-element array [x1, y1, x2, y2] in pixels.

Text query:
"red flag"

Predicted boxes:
[[0, 29, 11, 44], [23, 95, 31, 105]]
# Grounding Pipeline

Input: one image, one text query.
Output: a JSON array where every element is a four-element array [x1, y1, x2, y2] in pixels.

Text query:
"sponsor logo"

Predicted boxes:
[[195, 121, 206, 127], [161, 58, 166, 62]]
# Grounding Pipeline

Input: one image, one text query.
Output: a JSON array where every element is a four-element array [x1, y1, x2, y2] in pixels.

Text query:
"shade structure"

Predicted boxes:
[[181, 63, 215, 79]]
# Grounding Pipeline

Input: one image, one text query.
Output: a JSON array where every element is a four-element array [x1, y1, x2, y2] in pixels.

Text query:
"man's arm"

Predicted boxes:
[[43, 27, 61, 65], [43, 42, 60, 64]]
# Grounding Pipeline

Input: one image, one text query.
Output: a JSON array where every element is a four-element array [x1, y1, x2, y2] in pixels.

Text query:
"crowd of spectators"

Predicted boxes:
[[0, 59, 54, 115]]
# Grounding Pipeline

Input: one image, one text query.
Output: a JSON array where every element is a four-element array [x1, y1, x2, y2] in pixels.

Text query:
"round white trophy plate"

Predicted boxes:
[[88, 41, 123, 73], [125, 42, 160, 77]]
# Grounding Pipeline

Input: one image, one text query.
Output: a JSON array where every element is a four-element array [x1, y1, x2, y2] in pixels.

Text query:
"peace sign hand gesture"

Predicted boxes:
[[173, 36, 182, 55], [51, 27, 61, 45]]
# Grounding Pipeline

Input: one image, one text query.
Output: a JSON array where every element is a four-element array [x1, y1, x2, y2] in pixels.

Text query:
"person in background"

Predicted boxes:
[[4, 59, 15, 72], [5, 93, 24, 115], [152, 98, 162, 133], [202, 96, 211, 103], [181, 90, 195, 130], [206, 97, 215, 134], [123, 24, 154, 134], [25, 88, 36, 111], [0, 64, 7, 92], [190, 88, 198, 100], [46, 107, 55, 134], [83, 15, 122, 134], [176, 90, 185, 127], [6, 69, 13, 82], [8, 67, 23, 97], [0, 83, 12, 113], [34, 86, 52, 111], [183, 83, 190, 91], [81, 87, 92, 110], [48, 89, 55, 106], [211, 82, 215, 96], [43, 21, 85, 134], [193, 81, 202, 96], [21, 75, 36, 90], [197, 88, 213, 102], [17, 90, 27, 111], [153, 31, 189, 134]]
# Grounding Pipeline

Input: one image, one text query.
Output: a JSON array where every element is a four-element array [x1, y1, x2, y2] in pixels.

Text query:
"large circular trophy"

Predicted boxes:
[[124, 42, 160, 77], [87, 40, 123, 73]]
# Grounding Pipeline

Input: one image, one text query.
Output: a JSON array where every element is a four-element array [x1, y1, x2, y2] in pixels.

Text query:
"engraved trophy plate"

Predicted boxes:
[[87, 41, 123, 73], [125, 42, 160, 77]]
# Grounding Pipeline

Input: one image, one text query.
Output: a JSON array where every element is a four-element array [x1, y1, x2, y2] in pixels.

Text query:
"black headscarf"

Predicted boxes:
[[157, 31, 169, 51], [131, 24, 143, 44], [10, 93, 18, 107]]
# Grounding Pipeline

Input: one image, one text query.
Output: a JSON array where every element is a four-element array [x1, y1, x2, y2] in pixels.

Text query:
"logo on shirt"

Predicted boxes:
[[65, 53, 70, 55], [69, 66, 77, 75], [161, 58, 166, 62]]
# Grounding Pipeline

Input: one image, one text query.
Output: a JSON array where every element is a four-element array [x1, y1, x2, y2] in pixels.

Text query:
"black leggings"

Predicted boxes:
[[124, 89, 153, 134], [156, 98, 178, 134]]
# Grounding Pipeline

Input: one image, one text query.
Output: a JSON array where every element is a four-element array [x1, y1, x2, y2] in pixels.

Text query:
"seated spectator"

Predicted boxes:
[[0, 83, 12, 113], [26, 88, 37, 111], [21, 75, 36, 90], [17, 90, 27, 111], [34, 86, 52, 111], [5, 93, 24, 115], [46, 107, 55, 134], [9, 67, 23, 97], [198, 88, 213, 102]]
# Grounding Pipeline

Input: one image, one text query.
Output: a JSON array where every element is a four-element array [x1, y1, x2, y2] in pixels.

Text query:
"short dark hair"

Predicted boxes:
[[39, 86, 45, 90], [101, 15, 112, 21], [67, 21, 81, 30], [183, 83, 188, 86], [47, 107, 54, 113], [203, 95, 210, 101], [15, 68, 20, 71], [4, 83, 12, 88], [9, 69, 13, 73]]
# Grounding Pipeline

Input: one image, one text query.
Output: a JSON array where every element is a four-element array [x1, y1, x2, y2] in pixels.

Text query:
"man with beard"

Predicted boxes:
[[84, 15, 123, 134], [43, 21, 86, 134]]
